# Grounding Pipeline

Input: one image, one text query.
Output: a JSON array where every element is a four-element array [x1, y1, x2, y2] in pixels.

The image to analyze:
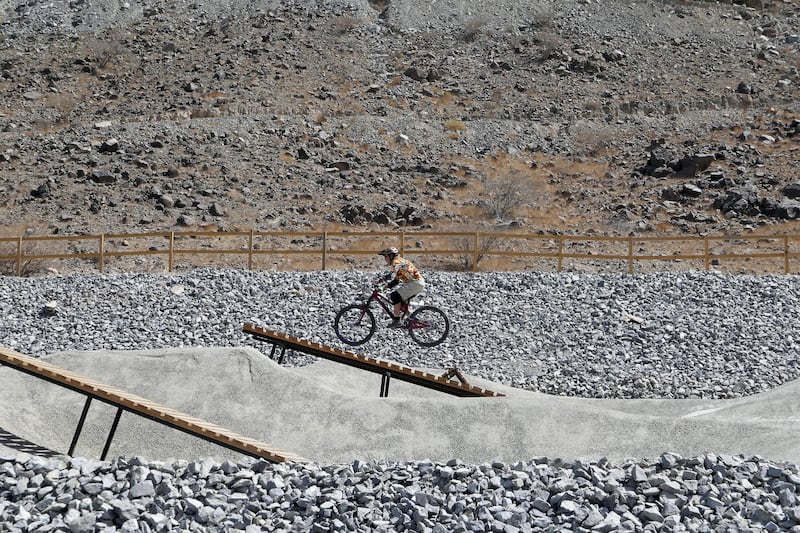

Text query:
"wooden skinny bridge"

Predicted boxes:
[[243, 323, 505, 398], [0, 346, 305, 463]]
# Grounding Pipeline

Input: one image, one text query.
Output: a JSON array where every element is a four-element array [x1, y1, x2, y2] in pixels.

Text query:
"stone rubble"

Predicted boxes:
[[1, 268, 800, 529], [1, 452, 799, 532], [2, 268, 800, 400]]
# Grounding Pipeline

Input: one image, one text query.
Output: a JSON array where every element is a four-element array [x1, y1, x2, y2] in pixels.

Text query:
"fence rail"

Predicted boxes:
[[2, 229, 800, 276]]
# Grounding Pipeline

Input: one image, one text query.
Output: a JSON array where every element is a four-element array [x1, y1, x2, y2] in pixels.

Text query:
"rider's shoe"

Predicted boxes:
[[387, 317, 402, 328]]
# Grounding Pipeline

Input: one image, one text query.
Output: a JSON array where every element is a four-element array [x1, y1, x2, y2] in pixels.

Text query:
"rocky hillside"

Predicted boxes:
[[1, 0, 799, 239]]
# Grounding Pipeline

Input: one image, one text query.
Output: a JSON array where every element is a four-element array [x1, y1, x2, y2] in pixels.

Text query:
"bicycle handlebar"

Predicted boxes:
[[371, 275, 391, 288]]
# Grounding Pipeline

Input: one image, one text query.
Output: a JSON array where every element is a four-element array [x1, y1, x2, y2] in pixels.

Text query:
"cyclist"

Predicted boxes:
[[378, 247, 426, 328]]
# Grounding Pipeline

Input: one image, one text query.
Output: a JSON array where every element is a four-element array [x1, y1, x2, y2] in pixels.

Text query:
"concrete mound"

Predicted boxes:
[[1, 347, 799, 464]]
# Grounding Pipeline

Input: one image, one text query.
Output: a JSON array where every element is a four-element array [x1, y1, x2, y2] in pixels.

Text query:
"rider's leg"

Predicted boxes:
[[397, 281, 423, 316], [388, 290, 404, 326], [389, 290, 403, 317]]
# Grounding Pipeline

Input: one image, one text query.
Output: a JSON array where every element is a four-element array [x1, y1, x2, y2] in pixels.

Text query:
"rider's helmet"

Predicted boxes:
[[378, 247, 399, 258]]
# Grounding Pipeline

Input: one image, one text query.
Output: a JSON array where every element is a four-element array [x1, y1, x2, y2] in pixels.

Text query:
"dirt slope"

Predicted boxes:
[[0, 0, 799, 241]]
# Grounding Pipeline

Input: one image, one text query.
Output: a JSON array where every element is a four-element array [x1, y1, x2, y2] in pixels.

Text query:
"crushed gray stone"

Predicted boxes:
[[1, 269, 799, 400], [1, 452, 799, 532], [2, 268, 800, 531]]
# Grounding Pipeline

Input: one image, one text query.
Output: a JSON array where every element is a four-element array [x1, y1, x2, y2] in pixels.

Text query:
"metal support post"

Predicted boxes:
[[100, 408, 123, 460], [68, 396, 93, 456], [380, 371, 391, 397]]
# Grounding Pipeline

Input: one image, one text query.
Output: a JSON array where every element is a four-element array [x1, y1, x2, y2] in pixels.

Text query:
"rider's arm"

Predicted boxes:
[[384, 261, 400, 287]]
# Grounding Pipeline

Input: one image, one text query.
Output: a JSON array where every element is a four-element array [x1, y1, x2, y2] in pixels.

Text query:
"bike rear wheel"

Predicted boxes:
[[334, 304, 376, 346], [407, 305, 450, 347]]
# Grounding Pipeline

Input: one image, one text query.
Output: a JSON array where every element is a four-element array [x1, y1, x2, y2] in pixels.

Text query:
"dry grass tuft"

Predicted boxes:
[[460, 17, 489, 42], [331, 15, 362, 35], [0, 236, 50, 277], [444, 119, 467, 132], [44, 94, 77, 124]]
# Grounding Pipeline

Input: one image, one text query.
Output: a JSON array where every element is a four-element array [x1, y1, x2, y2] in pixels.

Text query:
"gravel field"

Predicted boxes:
[[0, 270, 800, 532], [2, 452, 799, 532], [2, 268, 800, 400], [2, 269, 800, 531]]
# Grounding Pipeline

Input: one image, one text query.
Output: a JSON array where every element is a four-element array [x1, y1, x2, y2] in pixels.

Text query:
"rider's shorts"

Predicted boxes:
[[396, 280, 425, 302]]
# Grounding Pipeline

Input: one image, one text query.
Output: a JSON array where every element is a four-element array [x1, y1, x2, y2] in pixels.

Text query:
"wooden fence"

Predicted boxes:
[[3, 229, 800, 276]]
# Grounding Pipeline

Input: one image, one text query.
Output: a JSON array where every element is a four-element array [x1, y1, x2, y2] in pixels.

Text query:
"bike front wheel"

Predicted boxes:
[[407, 305, 450, 347], [334, 304, 376, 346]]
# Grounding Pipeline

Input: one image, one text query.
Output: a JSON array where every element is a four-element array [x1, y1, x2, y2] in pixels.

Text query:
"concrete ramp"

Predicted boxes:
[[1, 347, 799, 464], [0, 346, 304, 462]]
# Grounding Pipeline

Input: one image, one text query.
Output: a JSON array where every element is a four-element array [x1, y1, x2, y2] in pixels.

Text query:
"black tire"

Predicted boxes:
[[334, 304, 376, 346], [407, 305, 450, 347]]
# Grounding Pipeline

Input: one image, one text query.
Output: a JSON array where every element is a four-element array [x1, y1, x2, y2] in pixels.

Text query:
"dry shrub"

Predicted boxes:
[[387, 98, 409, 109], [89, 37, 128, 71], [0, 240, 49, 277], [435, 91, 456, 108], [481, 164, 535, 220], [536, 30, 561, 61], [190, 106, 222, 119], [584, 100, 602, 112], [460, 17, 488, 42], [453, 233, 501, 271], [330, 99, 367, 117], [412, 31, 443, 48], [444, 119, 467, 132], [331, 15, 362, 35], [368, 0, 391, 10], [571, 121, 618, 157], [528, 9, 560, 61], [507, 33, 525, 52], [384, 131, 416, 154], [44, 93, 77, 124]]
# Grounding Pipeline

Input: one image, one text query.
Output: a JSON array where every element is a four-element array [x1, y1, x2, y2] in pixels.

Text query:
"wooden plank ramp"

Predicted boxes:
[[243, 323, 506, 398], [0, 346, 305, 463]]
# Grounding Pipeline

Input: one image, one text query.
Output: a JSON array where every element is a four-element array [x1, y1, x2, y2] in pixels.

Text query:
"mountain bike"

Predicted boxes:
[[333, 280, 450, 347]]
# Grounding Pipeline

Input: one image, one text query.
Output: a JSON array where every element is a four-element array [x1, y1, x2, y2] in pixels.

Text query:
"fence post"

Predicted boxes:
[[16, 236, 22, 277], [99, 234, 105, 273], [473, 231, 479, 272], [627, 237, 633, 274], [704, 237, 710, 271], [785, 235, 790, 274], [557, 236, 564, 272], [400, 230, 405, 255], [169, 232, 175, 272], [248, 229, 254, 271], [322, 232, 327, 271]]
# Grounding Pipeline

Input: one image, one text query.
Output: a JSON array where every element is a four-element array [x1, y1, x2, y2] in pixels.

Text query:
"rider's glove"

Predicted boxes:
[[387, 279, 399, 289]]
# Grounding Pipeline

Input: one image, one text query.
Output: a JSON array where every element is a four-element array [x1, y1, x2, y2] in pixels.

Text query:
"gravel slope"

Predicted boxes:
[[2, 0, 800, 239], [2, 269, 800, 531], [1, 268, 799, 400]]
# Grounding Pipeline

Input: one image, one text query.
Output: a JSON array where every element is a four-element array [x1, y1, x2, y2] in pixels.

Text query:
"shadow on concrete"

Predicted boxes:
[[0, 426, 62, 458]]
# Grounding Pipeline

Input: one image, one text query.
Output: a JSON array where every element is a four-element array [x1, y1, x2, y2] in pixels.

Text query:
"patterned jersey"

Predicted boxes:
[[389, 257, 424, 284]]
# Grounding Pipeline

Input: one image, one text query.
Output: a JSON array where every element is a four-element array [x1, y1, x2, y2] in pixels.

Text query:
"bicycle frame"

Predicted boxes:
[[363, 288, 436, 333], [365, 288, 410, 320]]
